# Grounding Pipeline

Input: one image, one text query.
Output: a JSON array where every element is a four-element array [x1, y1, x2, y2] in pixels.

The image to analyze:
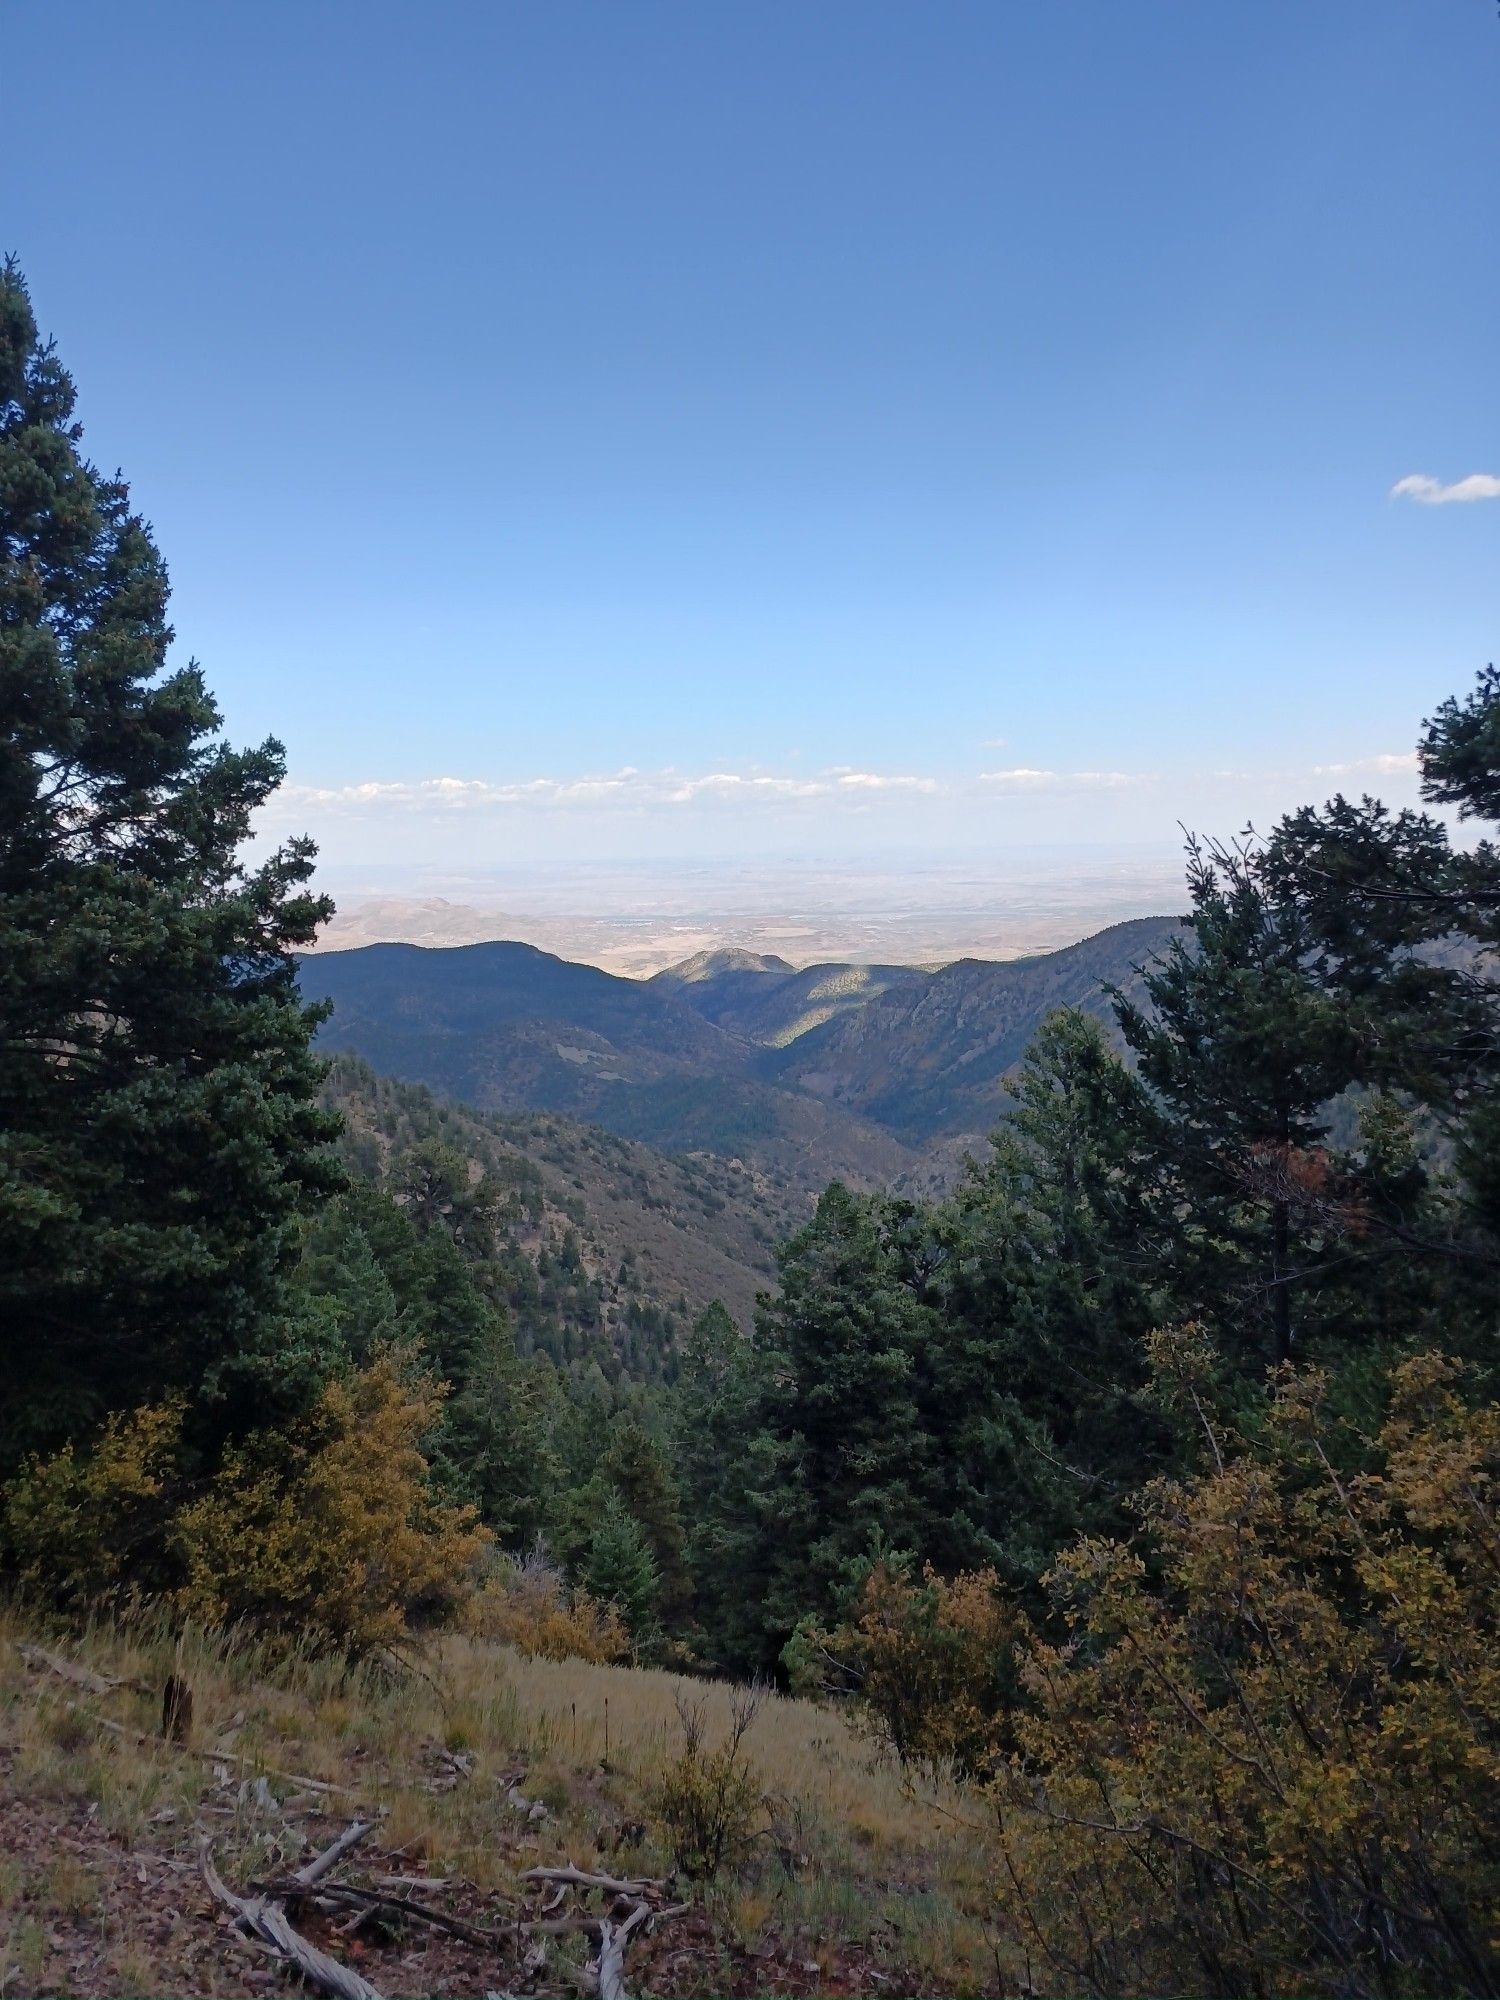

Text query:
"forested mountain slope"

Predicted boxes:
[[302, 940, 918, 1195], [763, 915, 1182, 1142], [302, 920, 1184, 1173], [323, 1055, 794, 1363]]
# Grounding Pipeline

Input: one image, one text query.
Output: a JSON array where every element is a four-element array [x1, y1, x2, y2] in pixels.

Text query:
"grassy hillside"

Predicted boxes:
[[324, 1057, 801, 1359], [764, 916, 1181, 1143], [303, 944, 918, 1199], [0, 1608, 994, 1997], [651, 952, 928, 1049]]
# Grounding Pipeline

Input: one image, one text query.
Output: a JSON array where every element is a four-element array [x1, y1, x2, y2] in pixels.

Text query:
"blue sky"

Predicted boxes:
[[8, 1, 1497, 871]]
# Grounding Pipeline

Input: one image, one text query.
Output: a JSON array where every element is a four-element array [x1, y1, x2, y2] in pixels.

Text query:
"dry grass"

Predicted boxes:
[[0, 1602, 1003, 1997]]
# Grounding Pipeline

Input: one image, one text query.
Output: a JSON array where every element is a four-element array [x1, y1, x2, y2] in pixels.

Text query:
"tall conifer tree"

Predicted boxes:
[[0, 261, 339, 1464]]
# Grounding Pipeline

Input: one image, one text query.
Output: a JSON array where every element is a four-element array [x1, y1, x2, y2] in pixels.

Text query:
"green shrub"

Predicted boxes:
[[653, 1685, 764, 1878]]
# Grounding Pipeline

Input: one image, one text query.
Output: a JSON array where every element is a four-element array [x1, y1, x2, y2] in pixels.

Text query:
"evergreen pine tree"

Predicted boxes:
[[0, 261, 340, 1466], [751, 1185, 938, 1642], [598, 1420, 691, 1626], [583, 1492, 660, 1646], [291, 1198, 402, 1360], [392, 1141, 501, 1258], [1419, 669, 1500, 1243], [673, 1299, 805, 1675], [435, 1319, 553, 1543], [939, 1010, 1182, 1574], [1115, 834, 1400, 1365], [1248, 669, 1500, 1337]]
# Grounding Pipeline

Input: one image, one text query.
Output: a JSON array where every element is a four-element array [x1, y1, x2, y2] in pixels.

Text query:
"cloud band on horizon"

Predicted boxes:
[[265, 754, 1418, 821]]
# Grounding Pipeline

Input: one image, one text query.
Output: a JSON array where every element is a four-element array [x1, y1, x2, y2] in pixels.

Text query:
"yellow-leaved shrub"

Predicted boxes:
[[4, 1399, 187, 1601], [3, 1357, 489, 1658], [463, 1545, 629, 1663], [175, 1355, 489, 1655], [790, 1561, 1019, 1777], [991, 1344, 1500, 1998]]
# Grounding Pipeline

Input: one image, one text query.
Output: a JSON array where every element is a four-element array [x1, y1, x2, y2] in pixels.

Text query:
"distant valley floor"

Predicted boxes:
[[305, 857, 1186, 975]]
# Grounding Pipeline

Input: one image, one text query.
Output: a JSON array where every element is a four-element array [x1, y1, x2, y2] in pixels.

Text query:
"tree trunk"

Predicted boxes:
[[1271, 1197, 1292, 1366]]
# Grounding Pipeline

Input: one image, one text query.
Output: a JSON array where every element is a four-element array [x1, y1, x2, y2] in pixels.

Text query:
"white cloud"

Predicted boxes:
[[278, 765, 942, 816], [978, 767, 1146, 790], [664, 772, 829, 803], [979, 766, 1059, 786], [1390, 472, 1500, 506], [269, 759, 1169, 830], [835, 771, 939, 793], [1312, 752, 1419, 778]]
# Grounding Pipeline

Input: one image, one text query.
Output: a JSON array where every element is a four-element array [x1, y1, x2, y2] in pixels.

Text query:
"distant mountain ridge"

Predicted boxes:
[[300, 914, 1181, 1184], [300, 939, 919, 1200]]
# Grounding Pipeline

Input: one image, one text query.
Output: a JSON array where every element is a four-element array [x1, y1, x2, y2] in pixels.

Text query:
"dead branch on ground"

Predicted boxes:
[[519, 1862, 690, 1998], [519, 1862, 667, 1899], [199, 1837, 383, 2000], [294, 1819, 375, 1888], [17, 1640, 151, 1698]]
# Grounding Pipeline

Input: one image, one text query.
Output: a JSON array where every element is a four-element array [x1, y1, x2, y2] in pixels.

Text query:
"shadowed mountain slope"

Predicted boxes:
[[300, 940, 917, 1197], [323, 1055, 796, 1355], [762, 915, 1183, 1143], [302, 919, 1182, 1185]]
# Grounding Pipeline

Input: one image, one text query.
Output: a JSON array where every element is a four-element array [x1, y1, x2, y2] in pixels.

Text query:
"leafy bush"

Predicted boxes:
[[789, 1560, 1019, 1777], [4, 1356, 489, 1658], [4, 1400, 187, 1601], [992, 1340, 1500, 1999], [652, 1685, 764, 1878], [175, 1355, 489, 1656], [463, 1545, 629, 1663]]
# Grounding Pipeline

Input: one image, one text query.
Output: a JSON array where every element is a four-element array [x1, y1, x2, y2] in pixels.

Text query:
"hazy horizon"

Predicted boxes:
[[304, 846, 1190, 975]]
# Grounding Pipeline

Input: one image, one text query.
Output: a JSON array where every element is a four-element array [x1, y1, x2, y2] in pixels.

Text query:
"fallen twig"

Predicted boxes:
[[595, 1903, 651, 2000], [518, 1869, 690, 2000], [294, 1820, 375, 1888], [199, 1837, 383, 2000], [18, 1641, 150, 1698], [518, 1863, 667, 1899], [58, 1699, 360, 1800], [265, 1877, 510, 1950], [595, 1901, 691, 2000]]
